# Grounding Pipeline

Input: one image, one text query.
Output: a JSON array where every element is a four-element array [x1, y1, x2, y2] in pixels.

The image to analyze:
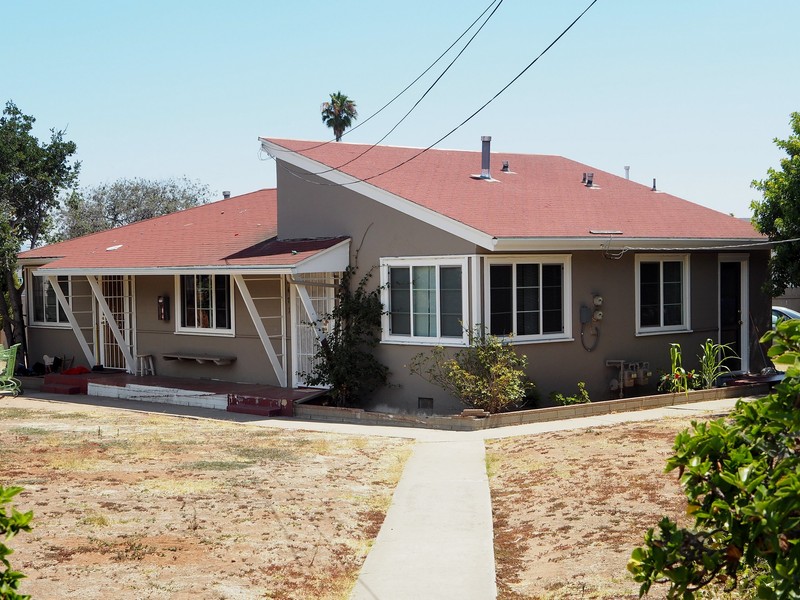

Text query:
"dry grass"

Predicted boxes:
[[487, 417, 714, 599], [0, 403, 412, 599]]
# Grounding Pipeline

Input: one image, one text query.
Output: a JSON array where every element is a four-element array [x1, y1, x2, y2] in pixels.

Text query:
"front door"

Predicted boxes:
[[719, 257, 748, 372], [97, 275, 134, 370], [291, 274, 336, 388]]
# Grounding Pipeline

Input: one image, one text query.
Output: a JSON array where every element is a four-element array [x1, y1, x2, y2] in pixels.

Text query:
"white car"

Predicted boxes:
[[772, 305, 800, 328]]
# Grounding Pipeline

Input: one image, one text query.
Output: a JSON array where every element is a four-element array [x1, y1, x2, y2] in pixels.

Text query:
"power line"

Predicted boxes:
[[309, 0, 505, 175], [268, 0, 600, 186], [285, 0, 504, 154]]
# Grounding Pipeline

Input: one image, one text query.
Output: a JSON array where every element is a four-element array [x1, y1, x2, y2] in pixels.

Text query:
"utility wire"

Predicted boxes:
[[308, 0, 505, 174], [270, 0, 600, 186], [287, 0, 503, 153]]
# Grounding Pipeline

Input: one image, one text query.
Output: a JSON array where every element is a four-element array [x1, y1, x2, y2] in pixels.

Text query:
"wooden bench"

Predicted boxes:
[[162, 353, 237, 366]]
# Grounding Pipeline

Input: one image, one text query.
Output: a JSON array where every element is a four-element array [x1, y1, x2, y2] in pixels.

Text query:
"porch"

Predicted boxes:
[[37, 371, 327, 416]]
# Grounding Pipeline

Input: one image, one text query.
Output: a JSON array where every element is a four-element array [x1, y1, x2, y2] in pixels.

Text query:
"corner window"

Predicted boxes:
[[178, 274, 233, 333], [381, 257, 468, 343], [636, 254, 690, 333], [31, 274, 70, 325], [485, 255, 571, 341]]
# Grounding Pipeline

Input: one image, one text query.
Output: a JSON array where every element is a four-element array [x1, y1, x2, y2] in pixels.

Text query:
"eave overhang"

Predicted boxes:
[[29, 238, 351, 277], [490, 236, 772, 253]]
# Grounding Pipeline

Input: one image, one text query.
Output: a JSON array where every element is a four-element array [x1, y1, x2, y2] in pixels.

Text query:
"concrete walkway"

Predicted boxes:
[[4, 391, 752, 600], [350, 438, 496, 600]]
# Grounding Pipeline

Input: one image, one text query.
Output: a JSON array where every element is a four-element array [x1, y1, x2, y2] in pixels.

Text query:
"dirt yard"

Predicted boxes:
[[487, 415, 716, 599], [2, 394, 732, 600], [0, 398, 411, 599]]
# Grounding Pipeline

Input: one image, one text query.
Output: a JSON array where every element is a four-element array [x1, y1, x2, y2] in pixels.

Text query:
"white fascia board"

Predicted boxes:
[[293, 238, 351, 274], [32, 266, 299, 277], [260, 138, 497, 251], [491, 237, 771, 252]]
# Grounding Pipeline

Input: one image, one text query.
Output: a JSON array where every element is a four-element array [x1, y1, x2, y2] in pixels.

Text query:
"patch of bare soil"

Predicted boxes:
[[487, 415, 715, 599], [0, 400, 411, 599]]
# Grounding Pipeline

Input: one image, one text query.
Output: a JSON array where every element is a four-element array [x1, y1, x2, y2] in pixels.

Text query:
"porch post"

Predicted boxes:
[[47, 275, 94, 366], [86, 276, 136, 373], [232, 274, 287, 388]]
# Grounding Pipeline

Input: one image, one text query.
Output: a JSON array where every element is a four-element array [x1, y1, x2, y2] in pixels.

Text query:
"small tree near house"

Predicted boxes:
[[299, 265, 389, 407], [409, 327, 535, 414]]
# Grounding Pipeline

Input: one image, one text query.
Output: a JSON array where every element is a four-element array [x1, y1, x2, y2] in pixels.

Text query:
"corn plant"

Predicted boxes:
[[697, 338, 737, 389], [658, 343, 700, 394]]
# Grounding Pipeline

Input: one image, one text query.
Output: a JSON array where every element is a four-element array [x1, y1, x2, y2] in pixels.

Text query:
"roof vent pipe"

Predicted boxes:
[[651, 178, 657, 192], [585, 172, 594, 187], [223, 190, 231, 199], [624, 166, 630, 180], [480, 136, 491, 179], [501, 160, 509, 172]]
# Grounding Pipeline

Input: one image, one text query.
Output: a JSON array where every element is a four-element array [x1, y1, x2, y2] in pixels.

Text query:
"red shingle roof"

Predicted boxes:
[[264, 138, 762, 241], [20, 189, 347, 270]]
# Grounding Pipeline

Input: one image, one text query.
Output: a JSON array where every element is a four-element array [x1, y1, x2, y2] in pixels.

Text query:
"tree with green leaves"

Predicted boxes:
[[0, 101, 79, 353], [299, 265, 388, 406], [628, 318, 800, 598], [321, 91, 358, 142], [751, 112, 800, 297], [55, 177, 212, 240]]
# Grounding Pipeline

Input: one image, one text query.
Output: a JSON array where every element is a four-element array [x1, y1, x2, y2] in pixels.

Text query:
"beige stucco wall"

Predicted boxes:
[[135, 275, 286, 385], [276, 163, 772, 414]]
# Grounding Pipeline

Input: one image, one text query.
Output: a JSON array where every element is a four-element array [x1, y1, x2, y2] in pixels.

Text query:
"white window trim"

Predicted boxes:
[[174, 274, 236, 336], [483, 254, 573, 343], [380, 256, 470, 346], [29, 273, 72, 328], [635, 253, 691, 335]]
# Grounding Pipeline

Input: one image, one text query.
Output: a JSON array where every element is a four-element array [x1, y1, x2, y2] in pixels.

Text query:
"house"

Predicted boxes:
[[18, 189, 350, 392], [19, 138, 771, 414]]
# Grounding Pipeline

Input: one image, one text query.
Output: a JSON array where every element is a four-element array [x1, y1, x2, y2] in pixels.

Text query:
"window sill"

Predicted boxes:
[[635, 328, 693, 337], [504, 336, 574, 345], [381, 338, 468, 347], [29, 322, 72, 329], [175, 329, 236, 338]]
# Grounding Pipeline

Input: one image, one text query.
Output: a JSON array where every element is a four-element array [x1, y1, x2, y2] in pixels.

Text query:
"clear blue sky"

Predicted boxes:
[[4, 0, 798, 218]]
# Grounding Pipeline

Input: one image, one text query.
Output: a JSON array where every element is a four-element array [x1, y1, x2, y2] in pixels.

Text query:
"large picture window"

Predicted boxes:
[[382, 257, 467, 343], [636, 254, 690, 333], [485, 256, 571, 341], [31, 274, 70, 325], [178, 274, 233, 333]]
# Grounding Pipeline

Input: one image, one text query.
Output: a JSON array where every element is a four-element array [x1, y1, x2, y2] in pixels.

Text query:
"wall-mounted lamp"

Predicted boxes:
[[158, 295, 170, 321]]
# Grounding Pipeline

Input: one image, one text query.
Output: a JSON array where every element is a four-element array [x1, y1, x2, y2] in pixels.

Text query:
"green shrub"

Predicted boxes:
[[409, 327, 535, 414], [1, 485, 33, 600], [629, 318, 800, 598], [551, 381, 591, 406]]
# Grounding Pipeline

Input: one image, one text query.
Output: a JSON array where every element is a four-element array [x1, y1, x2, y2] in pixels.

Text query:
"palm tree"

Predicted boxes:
[[321, 91, 357, 141]]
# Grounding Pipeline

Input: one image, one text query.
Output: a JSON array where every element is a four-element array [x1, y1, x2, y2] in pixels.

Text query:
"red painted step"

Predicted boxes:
[[41, 383, 82, 395]]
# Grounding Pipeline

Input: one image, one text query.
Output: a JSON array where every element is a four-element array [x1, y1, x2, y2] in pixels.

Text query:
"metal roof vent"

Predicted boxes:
[[480, 136, 491, 179], [585, 172, 594, 187], [651, 178, 657, 192], [223, 190, 231, 199], [501, 160, 509, 172]]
